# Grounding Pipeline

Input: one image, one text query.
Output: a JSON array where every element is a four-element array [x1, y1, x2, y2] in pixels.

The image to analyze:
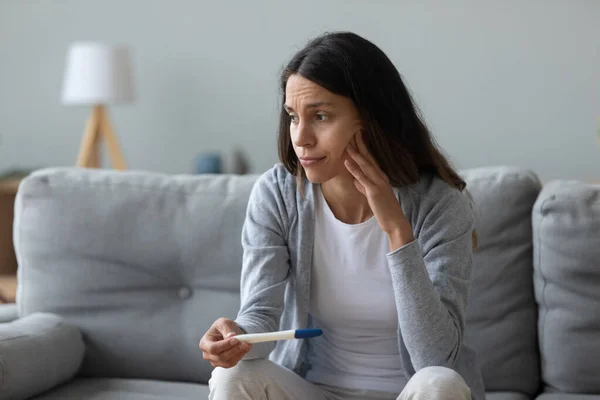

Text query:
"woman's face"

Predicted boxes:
[[285, 74, 362, 183]]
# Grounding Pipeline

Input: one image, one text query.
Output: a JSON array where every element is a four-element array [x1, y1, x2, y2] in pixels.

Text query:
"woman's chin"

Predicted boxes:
[[300, 158, 346, 184], [304, 171, 327, 184], [303, 166, 340, 184], [304, 168, 332, 184]]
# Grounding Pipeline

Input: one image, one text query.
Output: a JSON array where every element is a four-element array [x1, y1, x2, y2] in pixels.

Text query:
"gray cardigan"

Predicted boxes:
[[235, 164, 485, 399]]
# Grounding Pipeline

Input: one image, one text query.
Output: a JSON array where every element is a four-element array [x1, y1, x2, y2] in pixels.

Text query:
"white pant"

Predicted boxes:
[[209, 359, 471, 400]]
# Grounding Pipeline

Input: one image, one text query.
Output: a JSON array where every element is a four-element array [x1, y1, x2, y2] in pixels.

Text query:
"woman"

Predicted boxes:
[[200, 31, 485, 400]]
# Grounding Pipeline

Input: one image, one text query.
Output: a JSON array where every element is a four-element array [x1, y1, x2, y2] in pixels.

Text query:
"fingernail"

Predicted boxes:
[[225, 332, 236, 338], [230, 338, 239, 345]]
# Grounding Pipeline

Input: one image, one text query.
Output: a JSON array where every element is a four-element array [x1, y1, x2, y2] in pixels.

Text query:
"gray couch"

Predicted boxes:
[[0, 165, 598, 400]]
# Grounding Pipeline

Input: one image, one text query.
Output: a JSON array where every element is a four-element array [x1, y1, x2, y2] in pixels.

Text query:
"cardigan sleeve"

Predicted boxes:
[[385, 190, 475, 371]]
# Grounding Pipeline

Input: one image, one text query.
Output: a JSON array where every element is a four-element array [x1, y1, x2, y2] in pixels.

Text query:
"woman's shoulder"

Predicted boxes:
[[249, 163, 299, 209], [253, 163, 297, 195], [255, 163, 295, 186], [246, 164, 301, 234], [402, 171, 456, 200]]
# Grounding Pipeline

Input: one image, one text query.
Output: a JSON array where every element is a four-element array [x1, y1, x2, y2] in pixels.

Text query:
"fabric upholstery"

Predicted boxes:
[[0, 312, 84, 400], [32, 378, 209, 399], [536, 394, 600, 400], [486, 393, 531, 400], [14, 167, 259, 384], [533, 181, 600, 393], [0, 303, 18, 323], [460, 166, 542, 395], [32, 380, 537, 400], [13, 166, 600, 398]]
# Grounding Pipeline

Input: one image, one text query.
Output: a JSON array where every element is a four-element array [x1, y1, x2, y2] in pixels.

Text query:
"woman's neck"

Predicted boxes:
[[320, 174, 373, 225]]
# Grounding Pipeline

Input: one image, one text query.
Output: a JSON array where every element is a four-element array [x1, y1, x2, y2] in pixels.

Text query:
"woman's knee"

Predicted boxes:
[[400, 366, 471, 400], [211, 359, 267, 380], [209, 359, 272, 397]]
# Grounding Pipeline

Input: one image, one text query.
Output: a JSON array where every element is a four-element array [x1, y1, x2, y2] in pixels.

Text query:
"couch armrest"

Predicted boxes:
[[0, 304, 18, 323], [0, 312, 85, 400]]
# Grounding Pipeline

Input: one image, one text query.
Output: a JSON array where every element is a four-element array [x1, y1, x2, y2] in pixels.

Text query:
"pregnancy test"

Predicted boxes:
[[234, 329, 323, 344]]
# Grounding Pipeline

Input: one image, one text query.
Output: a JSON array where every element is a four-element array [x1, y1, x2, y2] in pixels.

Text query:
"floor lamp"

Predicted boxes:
[[61, 42, 134, 170]]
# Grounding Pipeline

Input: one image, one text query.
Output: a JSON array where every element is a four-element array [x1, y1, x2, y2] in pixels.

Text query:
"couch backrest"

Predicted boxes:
[[532, 181, 600, 393], [461, 166, 542, 396], [16, 165, 544, 390], [15, 168, 258, 384]]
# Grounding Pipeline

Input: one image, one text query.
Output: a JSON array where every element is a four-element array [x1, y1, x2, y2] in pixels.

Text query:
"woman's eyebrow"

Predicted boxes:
[[284, 101, 333, 112]]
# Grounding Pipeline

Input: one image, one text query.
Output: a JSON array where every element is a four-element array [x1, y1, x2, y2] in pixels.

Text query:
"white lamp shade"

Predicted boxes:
[[61, 42, 135, 105]]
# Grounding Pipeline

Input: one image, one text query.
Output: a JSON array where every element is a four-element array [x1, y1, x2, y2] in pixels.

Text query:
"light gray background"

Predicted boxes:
[[1, 0, 599, 180]]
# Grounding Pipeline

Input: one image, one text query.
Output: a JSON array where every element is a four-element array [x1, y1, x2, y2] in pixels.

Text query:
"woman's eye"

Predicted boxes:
[[316, 113, 328, 121], [289, 115, 298, 123]]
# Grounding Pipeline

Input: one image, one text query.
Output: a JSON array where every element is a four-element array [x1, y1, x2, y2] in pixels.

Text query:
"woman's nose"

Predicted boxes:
[[293, 123, 315, 148]]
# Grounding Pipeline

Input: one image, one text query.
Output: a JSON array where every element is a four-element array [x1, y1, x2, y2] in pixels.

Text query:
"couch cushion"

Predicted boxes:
[[536, 395, 600, 400], [36, 380, 536, 400], [15, 168, 259, 384], [32, 378, 209, 399], [33, 380, 533, 400], [0, 303, 18, 323], [0, 312, 85, 400], [460, 166, 542, 395], [487, 393, 531, 400], [532, 181, 600, 393]]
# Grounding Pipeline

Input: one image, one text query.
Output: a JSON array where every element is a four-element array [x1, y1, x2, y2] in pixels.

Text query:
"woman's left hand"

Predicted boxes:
[[344, 132, 415, 249]]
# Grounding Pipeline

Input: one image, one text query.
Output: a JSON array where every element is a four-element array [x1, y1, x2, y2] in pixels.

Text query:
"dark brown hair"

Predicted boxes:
[[277, 32, 477, 248]]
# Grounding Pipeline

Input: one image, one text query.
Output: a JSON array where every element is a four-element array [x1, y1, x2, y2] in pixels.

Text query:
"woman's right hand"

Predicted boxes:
[[199, 317, 253, 368]]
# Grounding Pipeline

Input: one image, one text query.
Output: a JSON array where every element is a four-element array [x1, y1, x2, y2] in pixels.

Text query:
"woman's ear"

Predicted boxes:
[[349, 131, 359, 151]]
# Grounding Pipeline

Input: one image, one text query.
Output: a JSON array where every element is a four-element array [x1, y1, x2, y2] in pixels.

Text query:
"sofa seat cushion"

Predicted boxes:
[[32, 378, 210, 399], [0, 312, 85, 400], [30, 379, 545, 400], [536, 394, 600, 400], [486, 392, 531, 400]]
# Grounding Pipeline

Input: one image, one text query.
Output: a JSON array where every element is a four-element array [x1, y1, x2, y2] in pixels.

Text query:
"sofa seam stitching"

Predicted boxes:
[[464, 171, 542, 187], [15, 189, 26, 315], [536, 194, 552, 382], [23, 180, 254, 198]]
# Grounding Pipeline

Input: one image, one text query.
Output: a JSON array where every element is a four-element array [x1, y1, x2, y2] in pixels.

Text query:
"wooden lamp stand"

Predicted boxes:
[[76, 105, 127, 170]]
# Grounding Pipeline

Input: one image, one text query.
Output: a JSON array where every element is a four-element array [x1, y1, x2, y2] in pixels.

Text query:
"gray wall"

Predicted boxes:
[[1, 0, 599, 181]]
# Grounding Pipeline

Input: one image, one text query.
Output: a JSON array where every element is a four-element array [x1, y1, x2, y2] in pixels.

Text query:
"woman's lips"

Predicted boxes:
[[299, 157, 326, 166]]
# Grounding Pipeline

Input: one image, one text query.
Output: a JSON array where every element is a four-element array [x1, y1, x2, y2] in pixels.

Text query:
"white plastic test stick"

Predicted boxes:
[[234, 329, 322, 344]]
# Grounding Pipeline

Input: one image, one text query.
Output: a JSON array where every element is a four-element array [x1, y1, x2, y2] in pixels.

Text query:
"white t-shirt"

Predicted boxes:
[[305, 185, 408, 393]]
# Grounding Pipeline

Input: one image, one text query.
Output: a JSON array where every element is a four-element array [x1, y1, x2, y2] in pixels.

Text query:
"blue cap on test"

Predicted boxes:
[[294, 329, 323, 339]]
